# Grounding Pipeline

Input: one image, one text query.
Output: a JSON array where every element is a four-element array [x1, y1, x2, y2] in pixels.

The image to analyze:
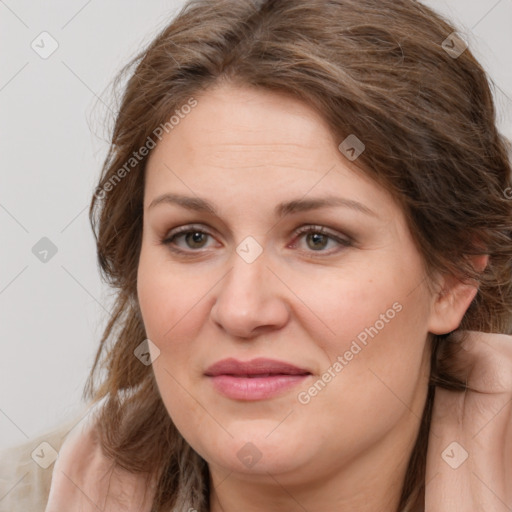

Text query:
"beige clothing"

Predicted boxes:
[[0, 409, 87, 512], [0, 403, 159, 512]]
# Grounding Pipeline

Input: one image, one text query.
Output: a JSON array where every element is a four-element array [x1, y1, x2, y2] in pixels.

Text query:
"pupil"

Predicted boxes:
[[308, 233, 327, 250], [188, 232, 205, 247]]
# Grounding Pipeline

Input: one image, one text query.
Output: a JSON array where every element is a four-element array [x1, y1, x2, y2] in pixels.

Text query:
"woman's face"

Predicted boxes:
[[137, 83, 442, 487]]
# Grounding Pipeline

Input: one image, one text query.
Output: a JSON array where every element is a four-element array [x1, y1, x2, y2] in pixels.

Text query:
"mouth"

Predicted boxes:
[[204, 358, 312, 401]]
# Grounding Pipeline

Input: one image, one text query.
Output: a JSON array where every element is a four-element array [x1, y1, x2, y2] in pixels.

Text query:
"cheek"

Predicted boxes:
[[136, 247, 209, 391], [293, 298, 430, 464], [136, 244, 202, 342], [137, 258, 208, 448], [294, 255, 431, 415], [302, 273, 431, 420], [150, 358, 215, 462], [289, 257, 429, 359]]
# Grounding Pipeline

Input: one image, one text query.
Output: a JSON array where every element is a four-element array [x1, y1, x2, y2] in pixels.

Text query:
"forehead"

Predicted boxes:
[[150, 83, 338, 168], [143, 83, 399, 222]]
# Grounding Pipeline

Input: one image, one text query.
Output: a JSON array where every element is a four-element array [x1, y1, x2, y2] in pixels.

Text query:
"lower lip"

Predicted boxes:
[[207, 374, 310, 400]]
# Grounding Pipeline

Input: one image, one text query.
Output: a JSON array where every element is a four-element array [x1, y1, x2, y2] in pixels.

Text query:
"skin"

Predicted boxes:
[[137, 81, 479, 512]]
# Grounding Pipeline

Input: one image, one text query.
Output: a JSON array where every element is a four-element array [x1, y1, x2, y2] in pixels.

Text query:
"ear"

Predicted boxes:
[[428, 254, 489, 335]]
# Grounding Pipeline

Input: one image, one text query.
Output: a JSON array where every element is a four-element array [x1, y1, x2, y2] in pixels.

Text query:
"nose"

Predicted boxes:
[[210, 245, 290, 339]]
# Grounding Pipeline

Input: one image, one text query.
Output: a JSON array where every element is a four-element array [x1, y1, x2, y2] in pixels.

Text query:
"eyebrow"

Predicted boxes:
[[148, 193, 378, 218]]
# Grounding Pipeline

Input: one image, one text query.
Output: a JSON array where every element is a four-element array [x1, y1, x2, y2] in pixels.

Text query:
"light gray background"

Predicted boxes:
[[1, 0, 511, 451]]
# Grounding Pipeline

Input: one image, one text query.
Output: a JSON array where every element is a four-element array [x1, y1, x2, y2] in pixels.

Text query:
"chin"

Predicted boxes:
[[196, 428, 312, 477]]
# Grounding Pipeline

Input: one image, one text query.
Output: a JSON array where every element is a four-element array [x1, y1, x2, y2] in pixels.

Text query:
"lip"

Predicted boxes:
[[204, 358, 311, 401]]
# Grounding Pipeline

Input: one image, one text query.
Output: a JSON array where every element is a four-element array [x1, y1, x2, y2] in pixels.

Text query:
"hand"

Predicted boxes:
[[425, 330, 512, 511]]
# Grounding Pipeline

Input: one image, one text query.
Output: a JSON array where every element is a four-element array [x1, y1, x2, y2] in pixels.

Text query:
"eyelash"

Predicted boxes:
[[160, 224, 352, 258]]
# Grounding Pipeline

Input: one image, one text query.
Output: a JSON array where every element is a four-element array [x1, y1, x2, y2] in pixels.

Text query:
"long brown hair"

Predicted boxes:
[[84, 1, 512, 510]]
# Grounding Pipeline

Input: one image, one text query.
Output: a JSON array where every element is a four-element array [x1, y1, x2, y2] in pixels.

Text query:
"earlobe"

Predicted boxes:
[[428, 254, 489, 335]]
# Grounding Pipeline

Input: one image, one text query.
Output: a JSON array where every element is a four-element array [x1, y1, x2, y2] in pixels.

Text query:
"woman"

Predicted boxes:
[[1, 0, 511, 511]]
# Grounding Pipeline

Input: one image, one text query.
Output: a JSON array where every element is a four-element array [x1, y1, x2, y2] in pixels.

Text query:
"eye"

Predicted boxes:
[[289, 225, 352, 255], [161, 224, 352, 256], [161, 225, 216, 253]]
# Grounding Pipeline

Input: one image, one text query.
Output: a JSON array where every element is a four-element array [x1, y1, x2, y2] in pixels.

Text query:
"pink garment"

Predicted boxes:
[[43, 331, 512, 511], [44, 408, 158, 512]]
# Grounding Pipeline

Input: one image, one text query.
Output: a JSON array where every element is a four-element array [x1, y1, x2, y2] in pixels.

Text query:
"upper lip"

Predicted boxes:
[[204, 358, 311, 377]]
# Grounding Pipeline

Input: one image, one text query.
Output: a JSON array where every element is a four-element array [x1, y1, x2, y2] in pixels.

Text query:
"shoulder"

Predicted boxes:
[[44, 402, 157, 512], [0, 407, 89, 512]]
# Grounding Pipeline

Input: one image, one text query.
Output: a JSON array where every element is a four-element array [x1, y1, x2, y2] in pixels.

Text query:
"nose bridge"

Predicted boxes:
[[210, 237, 289, 337], [222, 239, 269, 308]]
